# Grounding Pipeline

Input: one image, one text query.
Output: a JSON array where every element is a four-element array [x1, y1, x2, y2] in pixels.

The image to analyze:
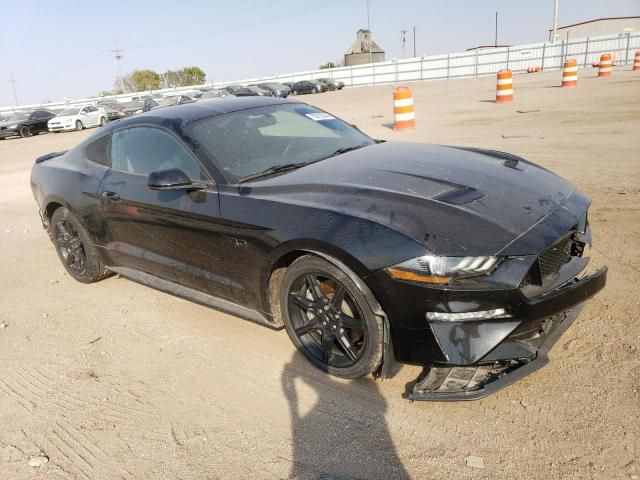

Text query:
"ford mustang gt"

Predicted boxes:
[[30, 97, 606, 400]]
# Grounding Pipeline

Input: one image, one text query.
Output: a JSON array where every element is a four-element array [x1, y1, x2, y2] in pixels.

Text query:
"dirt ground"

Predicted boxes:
[[0, 68, 638, 480]]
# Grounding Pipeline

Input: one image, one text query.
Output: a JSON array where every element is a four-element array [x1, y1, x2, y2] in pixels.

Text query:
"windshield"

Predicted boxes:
[[189, 103, 373, 181], [58, 108, 79, 116], [8, 112, 29, 121]]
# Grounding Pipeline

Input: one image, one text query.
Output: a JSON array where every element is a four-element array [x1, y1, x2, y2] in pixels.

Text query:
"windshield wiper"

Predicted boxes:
[[238, 162, 309, 183], [316, 142, 371, 161]]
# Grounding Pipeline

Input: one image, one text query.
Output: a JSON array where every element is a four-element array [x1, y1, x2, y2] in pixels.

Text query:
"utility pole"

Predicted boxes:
[[400, 30, 407, 59], [111, 40, 125, 93], [495, 12, 499, 47], [366, 0, 373, 64], [551, 0, 559, 43], [413, 26, 417, 57], [8, 74, 18, 105]]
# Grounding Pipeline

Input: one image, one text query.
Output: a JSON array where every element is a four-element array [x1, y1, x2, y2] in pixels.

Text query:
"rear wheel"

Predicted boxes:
[[280, 255, 383, 379], [75, 120, 83, 131], [293, 90, 298, 95], [51, 207, 109, 283], [312, 87, 318, 94]]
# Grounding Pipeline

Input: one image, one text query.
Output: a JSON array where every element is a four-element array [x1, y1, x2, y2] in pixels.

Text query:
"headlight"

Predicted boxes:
[[7, 124, 17, 130], [386, 255, 499, 284]]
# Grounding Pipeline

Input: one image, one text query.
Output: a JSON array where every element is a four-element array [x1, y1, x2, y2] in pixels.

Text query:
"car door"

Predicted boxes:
[[87, 106, 100, 126], [98, 125, 230, 298], [30, 111, 45, 133]]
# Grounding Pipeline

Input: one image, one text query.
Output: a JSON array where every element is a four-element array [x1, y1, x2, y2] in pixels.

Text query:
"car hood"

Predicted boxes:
[[239, 142, 580, 256], [49, 115, 76, 122]]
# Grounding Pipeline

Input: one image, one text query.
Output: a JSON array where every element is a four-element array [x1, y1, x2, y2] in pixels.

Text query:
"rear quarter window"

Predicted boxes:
[[85, 135, 111, 167]]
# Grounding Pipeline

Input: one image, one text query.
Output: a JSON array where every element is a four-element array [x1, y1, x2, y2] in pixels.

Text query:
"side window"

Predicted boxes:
[[87, 106, 97, 113], [111, 127, 205, 180], [86, 135, 111, 167]]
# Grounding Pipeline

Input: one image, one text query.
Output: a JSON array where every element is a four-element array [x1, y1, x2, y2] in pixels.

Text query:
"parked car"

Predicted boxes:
[[254, 83, 290, 98], [48, 106, 108, 132], [30, 97, 606, 401], [222, 85, 260, 96], [198, 90, 234, 100], [317, 78, 345, 91], [118, 95, 155, 116], [291, 80, 324, 95], [0, 109, 56, 138], [282, 82, 294, 90], [151, 95, 194, 110], [245, 86, 273, 96], [96, 100, 121, 121]]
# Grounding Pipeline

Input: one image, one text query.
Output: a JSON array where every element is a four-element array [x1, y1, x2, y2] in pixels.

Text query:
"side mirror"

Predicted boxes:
[[147, 168, 204, 190]]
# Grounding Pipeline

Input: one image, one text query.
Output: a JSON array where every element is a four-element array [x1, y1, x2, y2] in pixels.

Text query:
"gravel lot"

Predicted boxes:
[[0, 68, 638, 480]]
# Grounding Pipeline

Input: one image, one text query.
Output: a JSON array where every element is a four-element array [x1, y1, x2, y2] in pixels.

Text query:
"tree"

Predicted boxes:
[[181, 66, 206, 86], [130, 69, 161, 91]]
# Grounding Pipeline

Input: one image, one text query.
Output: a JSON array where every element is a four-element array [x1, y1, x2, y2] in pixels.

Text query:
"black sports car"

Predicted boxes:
[[30, 97, 606, 400], [1, 109, 56, 139]]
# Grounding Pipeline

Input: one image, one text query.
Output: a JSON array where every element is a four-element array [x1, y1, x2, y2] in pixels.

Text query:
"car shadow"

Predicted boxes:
[[281, 351, 409, 479]]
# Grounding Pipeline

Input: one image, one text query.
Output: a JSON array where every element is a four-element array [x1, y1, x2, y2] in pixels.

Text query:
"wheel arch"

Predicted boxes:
[[262, 240, 398, 378]]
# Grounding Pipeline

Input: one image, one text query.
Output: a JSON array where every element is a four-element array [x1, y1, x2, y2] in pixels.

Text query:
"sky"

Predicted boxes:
[[1, 0, 638, 106]]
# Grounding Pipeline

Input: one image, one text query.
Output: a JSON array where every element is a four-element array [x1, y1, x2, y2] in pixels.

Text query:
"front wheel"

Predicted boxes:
[[311, 87, 318, 94], [19, 126, 31, 138], [99, 117, 107, 126], [292, 90, 298, 95], [280, 255, 383, 379], [51, 207, 109, 283], [75, 120, 83, 131]]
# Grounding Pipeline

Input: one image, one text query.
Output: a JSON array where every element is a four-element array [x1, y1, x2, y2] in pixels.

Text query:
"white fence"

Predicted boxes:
[[2, 32, 639, 114]]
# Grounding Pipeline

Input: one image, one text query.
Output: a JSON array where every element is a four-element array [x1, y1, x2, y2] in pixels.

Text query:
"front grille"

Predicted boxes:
[[520, 228, 584, 288], [538, 235, 573, 277]]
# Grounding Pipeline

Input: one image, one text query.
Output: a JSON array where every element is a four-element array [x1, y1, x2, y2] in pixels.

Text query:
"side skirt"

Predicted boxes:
[[108, 266, 281, 330]]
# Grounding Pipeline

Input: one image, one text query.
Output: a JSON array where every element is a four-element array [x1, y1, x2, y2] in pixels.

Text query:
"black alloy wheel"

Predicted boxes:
[[281, 255, 383, 378], [54, 219, 87, 277], [75, 120, 83, 131], [19, 126, 31, 138], [50, 207, 110, 283]]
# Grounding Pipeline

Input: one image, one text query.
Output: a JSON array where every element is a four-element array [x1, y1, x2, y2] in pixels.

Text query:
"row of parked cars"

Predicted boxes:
[[0, 78, 346, 140]]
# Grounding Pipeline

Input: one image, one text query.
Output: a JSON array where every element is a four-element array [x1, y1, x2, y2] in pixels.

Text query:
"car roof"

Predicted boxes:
[[102, 96, 298, 132]]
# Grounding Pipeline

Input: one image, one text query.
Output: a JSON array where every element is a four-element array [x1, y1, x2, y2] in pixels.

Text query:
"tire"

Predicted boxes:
[[19, 126, 31, 138], [292, 90, 298, 95], [75, 120, 83, 131], [280, 255, 383, 379], [50, 207, 109, 284], [99, 117, 107, 126], [311, 87, 318, 94]]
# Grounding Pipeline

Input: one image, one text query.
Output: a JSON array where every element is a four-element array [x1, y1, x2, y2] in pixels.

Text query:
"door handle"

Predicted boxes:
[[101, 191, 120, 201]]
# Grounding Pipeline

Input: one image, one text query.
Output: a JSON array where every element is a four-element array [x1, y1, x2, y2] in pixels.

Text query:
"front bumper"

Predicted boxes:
[[408, 266, 607, 400], [0, 129, 18, 138], [48, 125, 74, 132]]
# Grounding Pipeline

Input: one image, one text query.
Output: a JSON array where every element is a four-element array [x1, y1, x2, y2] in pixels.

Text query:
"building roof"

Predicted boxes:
[[548, 16, 640, 32], [345, 29, 385, 55]]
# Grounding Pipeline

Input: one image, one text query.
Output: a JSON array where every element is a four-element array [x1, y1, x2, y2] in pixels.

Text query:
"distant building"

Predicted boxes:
[[549, 16, 640, 41], [344, 29, 385, 66]]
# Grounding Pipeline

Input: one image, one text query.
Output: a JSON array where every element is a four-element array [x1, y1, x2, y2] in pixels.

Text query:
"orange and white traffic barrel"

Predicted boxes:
[[598, 54, 612, 77], [561, 59, 578, 87], [633, 51, 640, 71], [393, 86, 415, 131], [496, 69, 513, 103]]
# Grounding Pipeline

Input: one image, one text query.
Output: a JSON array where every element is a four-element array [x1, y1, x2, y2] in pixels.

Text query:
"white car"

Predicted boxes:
[[48, 106, 108, 132]]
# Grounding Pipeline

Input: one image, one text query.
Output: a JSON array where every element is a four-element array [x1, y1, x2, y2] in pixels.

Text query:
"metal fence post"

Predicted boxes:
[[541, 43, 546, 71], [474, 49, 479, 77], [625, 33, 631, 64], [584, 37, 589, 67], [446, 54, 450, 79], [420, 57, 424, 81], [350, 66, 353, 87], [506, 47, 510, 70]]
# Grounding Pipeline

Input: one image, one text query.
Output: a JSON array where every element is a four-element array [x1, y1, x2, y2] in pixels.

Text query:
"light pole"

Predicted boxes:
[[551, 0, 559, 42], [111, 40, 125, 93], [413, 26, 417, 57], [401, 30, 407, 58], [495, 12, 498, 47], [366, 0, 373, 64], [8, 74, 18, 105]]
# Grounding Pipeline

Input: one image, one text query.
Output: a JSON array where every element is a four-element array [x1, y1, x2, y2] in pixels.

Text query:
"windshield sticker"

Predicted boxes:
[[305, 112, 335, 121]]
